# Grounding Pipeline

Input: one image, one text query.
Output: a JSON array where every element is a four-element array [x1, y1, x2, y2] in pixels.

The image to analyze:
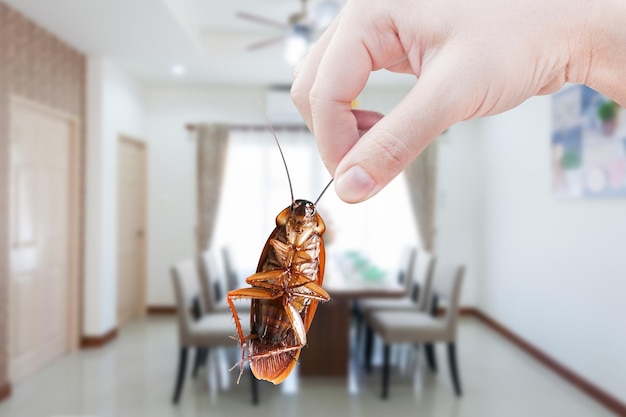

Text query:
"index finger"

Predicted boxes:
[[292, 16, 372, 175], [308, 27, 373, 175], [291, 9, 342, 134]]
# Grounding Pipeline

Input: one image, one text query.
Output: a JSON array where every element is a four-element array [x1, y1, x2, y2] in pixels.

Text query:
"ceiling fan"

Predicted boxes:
[[236, 0, 340, 63]]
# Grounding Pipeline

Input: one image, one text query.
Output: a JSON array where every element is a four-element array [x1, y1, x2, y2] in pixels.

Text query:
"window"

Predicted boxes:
[[212, 128, 420, 284]]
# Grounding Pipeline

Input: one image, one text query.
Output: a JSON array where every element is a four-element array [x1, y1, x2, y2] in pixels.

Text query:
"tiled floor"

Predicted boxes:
[[0, 316, 617, 417]]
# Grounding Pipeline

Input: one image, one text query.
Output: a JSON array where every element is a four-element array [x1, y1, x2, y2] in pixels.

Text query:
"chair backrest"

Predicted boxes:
[[171, 258, 201, 344], [198, 248, 227, 313], [397, 245, 417, 287], [221, 245, 240, 292], [412, 251, 437, 311], [426, 258, 465, 337]]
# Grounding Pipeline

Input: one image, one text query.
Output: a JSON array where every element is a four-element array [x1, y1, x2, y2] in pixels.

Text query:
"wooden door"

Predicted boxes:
[[116, 136, 147, 327], [9, 99, 76, 382]]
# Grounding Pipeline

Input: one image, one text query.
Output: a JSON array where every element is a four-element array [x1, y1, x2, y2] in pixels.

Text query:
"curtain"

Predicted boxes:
[[211, 128, 320, 274], [403, 140, 439, 252], [196, 123, 230, 252]]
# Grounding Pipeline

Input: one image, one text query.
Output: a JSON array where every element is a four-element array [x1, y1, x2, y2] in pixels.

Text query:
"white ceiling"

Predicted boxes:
[[3, 0, 415, 88]]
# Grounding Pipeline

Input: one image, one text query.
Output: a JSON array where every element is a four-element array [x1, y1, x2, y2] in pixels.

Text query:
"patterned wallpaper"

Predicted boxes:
[[0, 2, 86, 394]]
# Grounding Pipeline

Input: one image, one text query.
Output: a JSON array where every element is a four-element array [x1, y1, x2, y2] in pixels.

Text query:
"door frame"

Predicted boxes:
[[8, 95, 83, 359], [116, 134, 148, 325]]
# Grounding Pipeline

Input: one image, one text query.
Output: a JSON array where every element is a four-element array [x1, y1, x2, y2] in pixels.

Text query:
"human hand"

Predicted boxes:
[[291, 0, 624, 203]]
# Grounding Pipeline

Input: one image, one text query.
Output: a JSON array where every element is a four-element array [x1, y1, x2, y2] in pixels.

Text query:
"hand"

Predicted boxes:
[[291, 0, 626, 203]]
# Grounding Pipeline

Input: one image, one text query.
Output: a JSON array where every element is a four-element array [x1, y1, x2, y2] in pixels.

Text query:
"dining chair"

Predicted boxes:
[[170, 258, 259, 405], [366, 258, 465, 399], [359, 247, 435, 318], [198, 248, 230, 313], [195, 249, 253, 376], [354, 246, 417, 341], [359, 249, 438, 372], [193, 249, 251, 376], [221, 245, 241, 292]]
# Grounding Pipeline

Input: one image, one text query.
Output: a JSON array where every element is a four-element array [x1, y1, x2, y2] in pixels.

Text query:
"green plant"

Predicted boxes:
[[597, 100, 619, 122]]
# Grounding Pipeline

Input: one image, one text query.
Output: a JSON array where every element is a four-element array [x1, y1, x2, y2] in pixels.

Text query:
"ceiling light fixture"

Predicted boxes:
[[171, 64, 186, 76], [236, 0, 340, 65], [311, 0, 339, 28], [284, 24, 311, 65]]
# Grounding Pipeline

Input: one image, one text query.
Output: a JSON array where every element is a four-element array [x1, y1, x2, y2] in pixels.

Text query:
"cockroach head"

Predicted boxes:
[[291, 199, 316, 222]]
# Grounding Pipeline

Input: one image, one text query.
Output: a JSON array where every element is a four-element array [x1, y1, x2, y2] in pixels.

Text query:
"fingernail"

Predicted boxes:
[[335, 165, 375, 203]]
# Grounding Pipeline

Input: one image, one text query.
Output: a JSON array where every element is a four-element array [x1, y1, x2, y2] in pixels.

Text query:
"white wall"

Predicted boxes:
[[478, 95, 626, 403], [144, 86, 267, 306], [84, 57, 146, 336], [436, 121, 483, 306]]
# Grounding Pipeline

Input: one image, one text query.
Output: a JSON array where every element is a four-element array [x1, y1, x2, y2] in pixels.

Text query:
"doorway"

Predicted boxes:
[[116, 136, 147, 327], [8, 97, 81, 382]]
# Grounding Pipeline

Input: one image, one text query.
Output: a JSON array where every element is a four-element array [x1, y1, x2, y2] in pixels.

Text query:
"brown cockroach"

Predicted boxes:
[[226, 113, 333, 385]]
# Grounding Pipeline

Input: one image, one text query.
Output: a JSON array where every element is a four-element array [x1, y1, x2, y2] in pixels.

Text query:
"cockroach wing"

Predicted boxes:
[[250, 330, 301, 384]]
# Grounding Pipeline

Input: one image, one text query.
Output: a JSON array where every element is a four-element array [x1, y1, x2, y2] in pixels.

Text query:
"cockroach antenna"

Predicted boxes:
[[315, 179, 334, 206], [254, 91, 295, 206]]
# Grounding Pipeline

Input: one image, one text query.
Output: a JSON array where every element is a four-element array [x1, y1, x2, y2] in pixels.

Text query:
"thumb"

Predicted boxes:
[[334, 50, 468, 203]]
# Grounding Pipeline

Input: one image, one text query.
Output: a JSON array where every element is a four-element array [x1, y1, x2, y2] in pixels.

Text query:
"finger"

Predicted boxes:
[[333, 48, 469, 203], [353, 109, 384, 135], [305, 20, 377, 175], [353, 109, 384, 128], [291, 9, 343, 133], [334, 110, 386, 155], [305, 7, 408, 176]]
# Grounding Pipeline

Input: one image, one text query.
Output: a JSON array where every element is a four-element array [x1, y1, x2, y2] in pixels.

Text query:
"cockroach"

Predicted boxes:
[[226, 110, 333, 385]]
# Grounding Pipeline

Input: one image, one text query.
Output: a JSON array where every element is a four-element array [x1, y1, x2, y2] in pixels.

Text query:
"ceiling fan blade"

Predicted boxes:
[[236, 12, 290, 30], [246, 35, 286, 51]]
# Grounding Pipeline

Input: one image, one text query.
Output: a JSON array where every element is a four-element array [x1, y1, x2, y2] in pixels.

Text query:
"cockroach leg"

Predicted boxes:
[[226, 287, 283, 383], [227, 287, 281, 345]]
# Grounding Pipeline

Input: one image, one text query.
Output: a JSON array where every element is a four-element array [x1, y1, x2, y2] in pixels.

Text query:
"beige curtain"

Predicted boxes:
[[196, 123, 230, 252], [403, 141, 439, 252]]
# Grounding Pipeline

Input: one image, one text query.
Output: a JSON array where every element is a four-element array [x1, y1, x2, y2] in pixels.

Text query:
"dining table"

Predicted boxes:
[[298, 250, 410, 378]]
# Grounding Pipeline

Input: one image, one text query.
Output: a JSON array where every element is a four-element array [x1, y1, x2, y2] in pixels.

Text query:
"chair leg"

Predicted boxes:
[[447, 342, 462, 396], [382, 344, 391, 400], [250, 367, 259, 405], [425, 343, 437, 372], [364, 325, 374, 374], [192, 347, 208, 378], [354, 308, 363, 354], [172, 347, 189, 404]]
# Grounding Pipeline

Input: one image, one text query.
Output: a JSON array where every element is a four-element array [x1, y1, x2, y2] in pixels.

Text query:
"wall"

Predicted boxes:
[[478, 94, 626, 403], [84, 57, 146, 336], [145, 86, 266, 306], [436, 120, 483, 306], [0, 1, 86, 396]]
